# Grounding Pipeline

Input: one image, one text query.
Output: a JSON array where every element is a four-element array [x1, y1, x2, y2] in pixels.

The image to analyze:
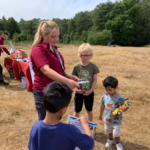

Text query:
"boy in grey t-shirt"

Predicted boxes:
[[99, 76, 129, 150], [72, 43, 99, 122]]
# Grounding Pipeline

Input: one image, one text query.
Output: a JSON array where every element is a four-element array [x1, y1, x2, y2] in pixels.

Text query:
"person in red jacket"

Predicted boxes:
[[30, 20, 79, 120], [0, 32, 10, 85]]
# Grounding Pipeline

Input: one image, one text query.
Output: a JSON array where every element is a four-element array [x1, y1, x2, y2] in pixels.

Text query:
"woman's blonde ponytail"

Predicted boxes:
[[32, 20, 59, 48], [32, 21, 45, 48]]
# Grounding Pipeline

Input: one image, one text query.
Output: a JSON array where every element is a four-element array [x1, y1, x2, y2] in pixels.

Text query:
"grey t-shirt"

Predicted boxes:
[[100, 93, 124, 124], [72, 62, 100, 91]]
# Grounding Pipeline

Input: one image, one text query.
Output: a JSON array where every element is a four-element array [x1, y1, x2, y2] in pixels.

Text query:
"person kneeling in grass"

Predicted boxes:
[[28, 81, 95, 150]]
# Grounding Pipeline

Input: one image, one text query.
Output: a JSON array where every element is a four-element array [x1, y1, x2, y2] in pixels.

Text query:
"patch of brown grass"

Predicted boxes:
[[0, 45, 150, 150]]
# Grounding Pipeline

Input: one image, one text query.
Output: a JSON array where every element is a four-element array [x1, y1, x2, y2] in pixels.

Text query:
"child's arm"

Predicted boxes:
[[80, 116, 95, 150], [83, 74, 97, 96], [99, 103, 105, 121], [123, 106, 129, 112]]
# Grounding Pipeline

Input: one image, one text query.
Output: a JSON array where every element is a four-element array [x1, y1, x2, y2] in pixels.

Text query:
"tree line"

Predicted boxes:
[[0, 0, 150, 46]]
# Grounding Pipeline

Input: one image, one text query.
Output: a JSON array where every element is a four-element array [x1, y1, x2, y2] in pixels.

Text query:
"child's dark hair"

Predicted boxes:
[[103, 76, 118, 88], [43, 81, 73, 113]]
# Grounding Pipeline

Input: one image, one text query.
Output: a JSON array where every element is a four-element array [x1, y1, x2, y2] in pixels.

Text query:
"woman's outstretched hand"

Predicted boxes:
[[0, 45, 7, 48], [67, 79, 80, 89], [67, 74, 79, 82]]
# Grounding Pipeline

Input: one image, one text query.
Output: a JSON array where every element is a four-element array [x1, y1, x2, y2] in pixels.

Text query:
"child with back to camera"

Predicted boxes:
[[28, 81, 95, 150], [99, 76, 129, 150], [72, 43, 100, 122]]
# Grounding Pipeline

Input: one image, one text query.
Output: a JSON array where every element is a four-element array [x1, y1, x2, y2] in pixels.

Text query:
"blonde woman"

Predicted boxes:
[[30, 20, 79, 120]]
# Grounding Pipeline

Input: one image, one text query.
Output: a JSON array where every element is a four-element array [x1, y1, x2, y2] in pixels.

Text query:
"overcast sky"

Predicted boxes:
[[0, 0, 116, 22]]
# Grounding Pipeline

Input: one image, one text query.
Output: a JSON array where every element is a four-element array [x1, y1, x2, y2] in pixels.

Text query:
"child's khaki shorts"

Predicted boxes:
[[104, 123, 121, 137]]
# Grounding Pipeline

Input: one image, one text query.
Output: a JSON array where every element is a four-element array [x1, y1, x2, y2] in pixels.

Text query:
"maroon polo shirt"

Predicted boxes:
[[30, 41, 65, 92], [0, 36, 10, 55]]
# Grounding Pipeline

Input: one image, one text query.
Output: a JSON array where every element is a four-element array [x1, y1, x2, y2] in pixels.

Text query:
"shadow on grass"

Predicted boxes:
[[122, 141, 150, 150], [95, 132, 150, 150], [4, 76, 14, 82], [4, 85, 26, 91], [95, 132, 107, 144]]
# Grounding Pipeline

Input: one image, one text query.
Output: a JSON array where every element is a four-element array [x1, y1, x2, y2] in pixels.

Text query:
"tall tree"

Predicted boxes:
[[138, 0, 150, 45], [1, 16, 7, 31], [30, 18, 41, 36], [7, 17, 20, 39], [74, 11, 93, 35], [18, 18, 26, 31], [105, 0, 144, 46], [19, 18, 40, 37], [53, 18, 69, 40], [67, 19, 76, 34], [92, 1, 115, 31], [0, 21, 4, 31]]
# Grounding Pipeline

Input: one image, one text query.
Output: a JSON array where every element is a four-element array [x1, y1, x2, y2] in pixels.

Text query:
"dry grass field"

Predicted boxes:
[[0, 44, 150, 150]]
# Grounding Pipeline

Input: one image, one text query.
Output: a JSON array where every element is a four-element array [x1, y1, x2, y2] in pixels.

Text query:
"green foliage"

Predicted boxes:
[[87, 30, 112, 45], [19, 32, 27, 41], [74, 11, 93, 35], [105, 0, 145, 46], [53, 18, 69, 40], [0, 22, 3, 30], [69, 31, 85, 45], [92, 1, 115, 31], [1, 0, 150, 46], [27, 34, 33, 41], [96, 30, 112, 45], [87, 31, 97, 45], [81, 30, 88, 42], [0, 16, 7, 31], [69, 32, 74, 41], [138, 0, 150, 45], [106, 15, 134, 45], [63, 34, 70, 44], [18, 41, 32, 45], [67, 19, 76, 34], [18, 18, 26, 31], [18, 18, 41, 41], [13, 33, 19, 43], [73, 32, 80, 41], [69, 40, 84, 45], [7, 17, 20, 39]]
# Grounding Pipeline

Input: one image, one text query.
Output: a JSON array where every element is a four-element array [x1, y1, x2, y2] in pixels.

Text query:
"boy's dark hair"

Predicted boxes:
[[43, 81, 73, 113], [2, 32, 8, 36], [103, 76, 118, 88]]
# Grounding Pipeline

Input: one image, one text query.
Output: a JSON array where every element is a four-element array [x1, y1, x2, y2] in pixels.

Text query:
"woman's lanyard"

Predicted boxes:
[[52, 47, 66, 76]]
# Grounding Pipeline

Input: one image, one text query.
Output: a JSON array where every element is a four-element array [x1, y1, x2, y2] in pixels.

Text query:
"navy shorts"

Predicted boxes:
[[74, 92, 94, 112]]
